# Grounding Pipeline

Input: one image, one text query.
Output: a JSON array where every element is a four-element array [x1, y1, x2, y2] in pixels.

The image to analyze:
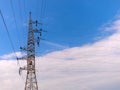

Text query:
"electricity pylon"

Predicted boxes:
[[18, 12, 45, 90]]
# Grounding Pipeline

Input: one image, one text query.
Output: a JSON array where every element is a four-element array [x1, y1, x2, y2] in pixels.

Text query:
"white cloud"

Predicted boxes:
[[0, 52, 25, 60], [1, 17, 120, 90]]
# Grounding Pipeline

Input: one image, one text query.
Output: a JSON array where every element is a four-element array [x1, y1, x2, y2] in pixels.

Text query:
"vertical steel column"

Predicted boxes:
[[25, 12, 38, 90], [18, 12, 44, 90]]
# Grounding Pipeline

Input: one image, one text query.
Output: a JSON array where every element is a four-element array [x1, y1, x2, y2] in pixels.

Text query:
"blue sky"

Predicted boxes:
[[0, 0, 120, 56]]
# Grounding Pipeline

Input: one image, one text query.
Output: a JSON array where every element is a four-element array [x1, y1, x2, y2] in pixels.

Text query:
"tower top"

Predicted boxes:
[[29, 12, 32, 21]]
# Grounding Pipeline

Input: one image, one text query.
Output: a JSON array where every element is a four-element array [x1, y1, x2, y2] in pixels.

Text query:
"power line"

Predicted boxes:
[[42, 0, 47, 18], [30, 0, 32, 12], [24, 0, 27, 20], [10, 0, 21, 45], [18, 0, 26, 44], [36, 0, 39, 19], [40, 0, 44, 18], [0, 10, 19, 65]]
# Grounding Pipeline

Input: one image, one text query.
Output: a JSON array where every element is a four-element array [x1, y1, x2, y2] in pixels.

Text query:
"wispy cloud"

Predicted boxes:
[[42, 41, 69, 49]]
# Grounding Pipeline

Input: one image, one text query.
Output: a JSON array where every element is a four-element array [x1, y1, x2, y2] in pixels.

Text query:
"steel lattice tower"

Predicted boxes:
[[19, 12, 44, 90]]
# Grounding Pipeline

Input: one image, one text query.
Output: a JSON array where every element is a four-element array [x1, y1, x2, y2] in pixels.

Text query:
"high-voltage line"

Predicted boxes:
[[0, 10, 19, 63], [10, 0, 21, 45]]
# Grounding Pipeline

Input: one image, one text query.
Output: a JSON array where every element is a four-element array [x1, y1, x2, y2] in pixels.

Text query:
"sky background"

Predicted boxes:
[[0, 0, 120, 55], [1, 0, 120, 90]]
